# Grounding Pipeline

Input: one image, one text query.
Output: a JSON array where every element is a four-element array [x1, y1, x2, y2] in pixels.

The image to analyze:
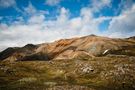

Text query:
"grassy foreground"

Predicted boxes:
[[0, 56, 135, 90]]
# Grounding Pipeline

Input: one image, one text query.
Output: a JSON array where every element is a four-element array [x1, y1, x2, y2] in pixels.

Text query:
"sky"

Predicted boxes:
[[0, 0, 135, 51]]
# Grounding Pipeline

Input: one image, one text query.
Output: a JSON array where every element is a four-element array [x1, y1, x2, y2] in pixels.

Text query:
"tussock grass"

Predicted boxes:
[[0, 56, 135, 90]]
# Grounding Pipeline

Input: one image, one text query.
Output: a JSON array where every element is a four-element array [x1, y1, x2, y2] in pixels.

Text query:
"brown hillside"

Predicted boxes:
[[0, 35, 135, 61]]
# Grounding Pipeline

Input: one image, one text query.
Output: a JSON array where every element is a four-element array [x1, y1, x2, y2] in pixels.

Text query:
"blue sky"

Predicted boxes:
[[0, 0, 121, 24], [0, 0, 135, 51]]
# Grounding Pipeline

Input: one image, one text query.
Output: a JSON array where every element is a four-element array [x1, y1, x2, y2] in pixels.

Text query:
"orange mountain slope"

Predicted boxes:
[[0, 35, 135, 61]]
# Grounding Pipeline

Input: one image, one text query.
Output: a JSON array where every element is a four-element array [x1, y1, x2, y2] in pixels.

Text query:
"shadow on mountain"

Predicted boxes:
[[19, 53, 51, 61]]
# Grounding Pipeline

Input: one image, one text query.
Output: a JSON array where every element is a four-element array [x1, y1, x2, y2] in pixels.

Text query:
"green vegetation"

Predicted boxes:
[[0, 56, 135, 90]]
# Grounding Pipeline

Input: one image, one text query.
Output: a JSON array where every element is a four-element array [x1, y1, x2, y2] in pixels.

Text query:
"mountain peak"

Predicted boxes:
[[128, 36, 135, 40]]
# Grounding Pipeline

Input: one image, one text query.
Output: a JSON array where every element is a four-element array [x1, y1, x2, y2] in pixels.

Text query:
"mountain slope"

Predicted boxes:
[[0, 35, 135, 61]]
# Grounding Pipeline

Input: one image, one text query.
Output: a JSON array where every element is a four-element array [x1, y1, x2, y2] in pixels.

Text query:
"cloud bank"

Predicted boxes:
[[108, 4, 135, 37]]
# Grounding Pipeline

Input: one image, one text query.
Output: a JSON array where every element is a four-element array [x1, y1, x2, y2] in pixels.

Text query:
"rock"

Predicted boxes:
[[103, 49, 110, 55], [44, 82, 57, 86], [80, 64, 94, 74], [18, 77, 37, 83]]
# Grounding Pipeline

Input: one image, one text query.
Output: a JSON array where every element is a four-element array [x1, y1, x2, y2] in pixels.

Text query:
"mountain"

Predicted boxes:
[[127, 36, 135, 41], [0, 35, 135, 90], [0, 35, 135, 61]]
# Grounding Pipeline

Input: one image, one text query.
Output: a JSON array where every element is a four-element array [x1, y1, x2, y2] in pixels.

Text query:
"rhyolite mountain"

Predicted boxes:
[[0, 35, 135, 61]]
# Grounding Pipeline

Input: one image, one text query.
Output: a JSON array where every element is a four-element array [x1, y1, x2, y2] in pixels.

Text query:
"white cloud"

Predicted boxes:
[[70, 17, 82, 30], [0, 0, 23, 13], [91, 0, 112, 12], [28, 15, 45, 24], [24, 2, 49, 16], [0, 0, 16, 8], [80, 7, 93, 21], [24, 2, 37, 15], [45, 0, 61, 6], [57, 7, 69, 23], [0, 6, 111, 51], [108, 3, 135, 38], [0, 23, 8, 30]]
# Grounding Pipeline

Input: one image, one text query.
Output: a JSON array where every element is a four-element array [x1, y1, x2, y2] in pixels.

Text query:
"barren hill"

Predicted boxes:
[[0, 35, 135, 61]]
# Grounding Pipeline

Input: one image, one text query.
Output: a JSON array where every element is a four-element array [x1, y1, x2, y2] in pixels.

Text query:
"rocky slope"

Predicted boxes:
[[0, 35, 135, 62]]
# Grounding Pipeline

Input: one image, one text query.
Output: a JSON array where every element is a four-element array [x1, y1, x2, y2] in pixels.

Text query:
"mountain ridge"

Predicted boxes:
[[0, 35, 135, 61]]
